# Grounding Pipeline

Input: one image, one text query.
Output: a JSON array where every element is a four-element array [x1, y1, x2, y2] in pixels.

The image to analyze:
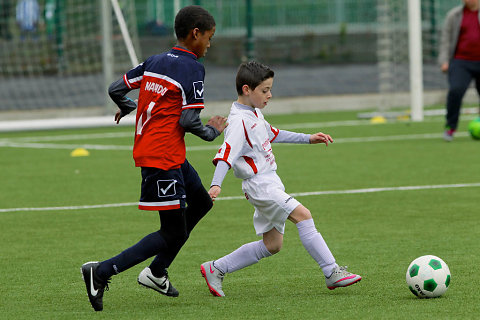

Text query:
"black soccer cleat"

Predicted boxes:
[[81, 261, 110, 311]]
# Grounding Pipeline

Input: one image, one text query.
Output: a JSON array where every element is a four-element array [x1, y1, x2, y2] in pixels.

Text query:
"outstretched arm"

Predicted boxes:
[[309, 132, 334, 145], [179, 108, 227, 141], [273, 130, 333, 145]]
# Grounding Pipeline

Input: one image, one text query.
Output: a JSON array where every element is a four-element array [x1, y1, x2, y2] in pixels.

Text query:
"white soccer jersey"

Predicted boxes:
[[213, 102, 280, 179]]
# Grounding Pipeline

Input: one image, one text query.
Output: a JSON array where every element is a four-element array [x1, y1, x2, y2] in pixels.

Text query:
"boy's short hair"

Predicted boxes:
[[174, 5, 216, 40], [236, 61, 274, 95]]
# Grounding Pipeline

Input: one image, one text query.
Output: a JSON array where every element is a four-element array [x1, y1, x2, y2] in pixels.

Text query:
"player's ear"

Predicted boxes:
[[192, 27, 200, 40], [242, 84, 250, 96]]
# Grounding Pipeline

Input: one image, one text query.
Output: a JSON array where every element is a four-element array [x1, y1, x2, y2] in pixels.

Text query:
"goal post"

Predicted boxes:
[[375, 0, 424, 121], [408, 0, 424, 122]]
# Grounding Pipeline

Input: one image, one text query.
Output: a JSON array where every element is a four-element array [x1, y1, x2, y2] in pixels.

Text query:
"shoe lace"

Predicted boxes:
[[212, 262, 225, 278], [96, 277, 110, 292], [104, 278, 110, 291], [334, 266, 349, 276]]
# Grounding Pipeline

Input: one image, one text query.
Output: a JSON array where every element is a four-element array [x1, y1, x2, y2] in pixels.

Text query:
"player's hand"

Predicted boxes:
[[310, 132, 333, 146], [114, 99, 138, 124], [207, 116, 228, 133], [441, 62, 449, 73], [114, 110, 124, 124], [208, 185, 221, 202]]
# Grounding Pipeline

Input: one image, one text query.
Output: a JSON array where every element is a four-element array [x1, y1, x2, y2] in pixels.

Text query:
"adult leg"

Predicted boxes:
[[446, 59, 473, 130], [474, 65, 480, 115]]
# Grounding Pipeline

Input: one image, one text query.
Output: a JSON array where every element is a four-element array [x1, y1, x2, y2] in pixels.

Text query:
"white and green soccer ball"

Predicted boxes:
[[406, 255, 451, 298]]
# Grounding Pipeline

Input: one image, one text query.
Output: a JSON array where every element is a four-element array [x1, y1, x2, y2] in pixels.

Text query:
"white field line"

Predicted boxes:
[[0, 114, 474, 150], [1, 182, 479, 213], [0, 115, 466, 144], [276, 116, 472, 130], [0, 119, 371, 143], [7, 131, 133, 142], [0, 131, 471, 151], [0, 141, 133, 150]]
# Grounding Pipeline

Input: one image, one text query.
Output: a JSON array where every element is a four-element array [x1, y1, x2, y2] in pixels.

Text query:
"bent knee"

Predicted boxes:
[[288, 205, 312, 224], [265, 242, 282, 255]]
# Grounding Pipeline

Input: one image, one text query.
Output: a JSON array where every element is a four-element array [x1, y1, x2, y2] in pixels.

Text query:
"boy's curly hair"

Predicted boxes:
[[174, 6, 216, 40]]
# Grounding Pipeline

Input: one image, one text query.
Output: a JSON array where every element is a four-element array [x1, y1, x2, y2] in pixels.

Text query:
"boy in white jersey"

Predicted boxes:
[[200, 61, 361, 297]]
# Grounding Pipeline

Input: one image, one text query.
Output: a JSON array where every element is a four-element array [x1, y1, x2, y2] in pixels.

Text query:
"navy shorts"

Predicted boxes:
[[139, 159, 203, 211]]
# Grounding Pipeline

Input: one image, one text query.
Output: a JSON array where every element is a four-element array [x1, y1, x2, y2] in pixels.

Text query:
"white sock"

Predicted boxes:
[[213, 240, 272, 274], [296, 218, 337, 277]]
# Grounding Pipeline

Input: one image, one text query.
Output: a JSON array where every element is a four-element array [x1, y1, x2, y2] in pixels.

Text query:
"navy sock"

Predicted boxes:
[[97, 231, 167, 279], [148, 190, 212, 274]]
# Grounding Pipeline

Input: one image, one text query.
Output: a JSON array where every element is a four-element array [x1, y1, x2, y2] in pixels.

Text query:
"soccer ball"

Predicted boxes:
[[468, 117, 480, 140], [406, 255, 451, 298]]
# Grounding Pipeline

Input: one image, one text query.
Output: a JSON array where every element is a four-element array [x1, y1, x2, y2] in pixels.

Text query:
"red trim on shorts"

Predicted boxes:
[[182, 103, 204, 109], [139, 204, 181, 211]]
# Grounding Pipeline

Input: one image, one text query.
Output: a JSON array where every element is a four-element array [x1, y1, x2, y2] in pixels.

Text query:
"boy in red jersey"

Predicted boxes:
[[81, 6, 226, 311]]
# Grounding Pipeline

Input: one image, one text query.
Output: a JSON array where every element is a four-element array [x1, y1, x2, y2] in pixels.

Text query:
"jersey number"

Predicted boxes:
[[136, 101, 155, 135]]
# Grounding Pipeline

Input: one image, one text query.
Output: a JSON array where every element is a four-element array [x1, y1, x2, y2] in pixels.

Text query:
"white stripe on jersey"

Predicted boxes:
[[143, 71, 186, 105], [125, 74, 143, 89]]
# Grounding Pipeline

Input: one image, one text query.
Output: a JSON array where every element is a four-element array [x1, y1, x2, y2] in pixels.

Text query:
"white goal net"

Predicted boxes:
[[0, 0, 140, 114]]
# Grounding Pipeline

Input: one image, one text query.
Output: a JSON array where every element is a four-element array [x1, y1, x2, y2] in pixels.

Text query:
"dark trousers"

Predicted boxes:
[[446, 59, 480, 130]]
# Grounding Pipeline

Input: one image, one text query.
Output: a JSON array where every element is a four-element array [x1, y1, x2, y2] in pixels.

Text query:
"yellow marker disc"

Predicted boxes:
[[70, 148, 90, 157]]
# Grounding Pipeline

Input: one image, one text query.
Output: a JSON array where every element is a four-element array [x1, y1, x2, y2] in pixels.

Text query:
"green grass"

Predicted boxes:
[[1, 109, 479, 319]]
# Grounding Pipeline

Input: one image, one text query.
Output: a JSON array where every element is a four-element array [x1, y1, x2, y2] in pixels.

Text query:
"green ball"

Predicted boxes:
[[468, 117, 480, 140]]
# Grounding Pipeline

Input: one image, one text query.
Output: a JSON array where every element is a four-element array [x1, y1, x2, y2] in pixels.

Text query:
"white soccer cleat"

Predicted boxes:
[[137, 267, 179, 297], [200, 261, 225, 297], [325, 265, 362, 290]]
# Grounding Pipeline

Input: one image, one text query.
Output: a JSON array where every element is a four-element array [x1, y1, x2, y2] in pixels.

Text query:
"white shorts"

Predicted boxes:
[[242, 171, 301, 235]]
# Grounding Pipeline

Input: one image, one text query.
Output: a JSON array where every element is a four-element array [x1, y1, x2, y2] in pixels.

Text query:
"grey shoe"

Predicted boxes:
[[137, 267, 179, 297], [325, 265, 362, 290], [200, 261, 225, 297], [443, 129, 454, 142]]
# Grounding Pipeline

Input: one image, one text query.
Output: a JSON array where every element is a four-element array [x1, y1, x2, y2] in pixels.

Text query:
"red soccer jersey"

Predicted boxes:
[[124, 47, 206, 170]]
